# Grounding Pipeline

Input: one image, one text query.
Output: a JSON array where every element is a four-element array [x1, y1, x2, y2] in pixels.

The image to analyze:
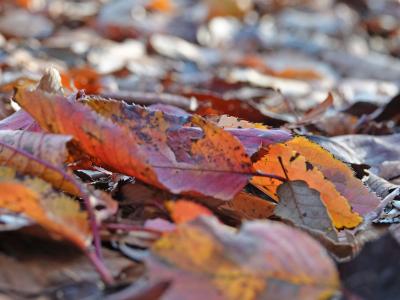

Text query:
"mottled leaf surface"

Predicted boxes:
[[146, 217, 339, 300], [15, 89, 254, 200], [251, 142, 362, 228]]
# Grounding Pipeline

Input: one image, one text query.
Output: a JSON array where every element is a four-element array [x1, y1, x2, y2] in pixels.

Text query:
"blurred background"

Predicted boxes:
[[0, 0, 399, 132]]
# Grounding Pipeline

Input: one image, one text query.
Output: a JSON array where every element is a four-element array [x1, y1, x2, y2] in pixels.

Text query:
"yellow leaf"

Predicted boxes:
[[147, 217, 339, 300], [0, 167, 91, 249], [251, 142, 362, 229], [287, 137, 380, 215]]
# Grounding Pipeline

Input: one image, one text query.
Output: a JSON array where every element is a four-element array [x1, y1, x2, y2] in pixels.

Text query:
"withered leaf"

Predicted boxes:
[[277, 180, 338, 241]]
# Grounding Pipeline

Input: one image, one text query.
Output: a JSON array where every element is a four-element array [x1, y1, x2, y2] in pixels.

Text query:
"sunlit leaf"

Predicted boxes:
[[251, 142, 362, 229], [0, 167, 91, 249]]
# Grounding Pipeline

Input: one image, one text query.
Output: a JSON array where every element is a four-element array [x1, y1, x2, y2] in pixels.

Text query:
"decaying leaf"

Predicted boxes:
[[15, 88, 254, 200], [251, 141, 362, 228], [0, 167, 91, 249], [277, 180, 338, 241], [146, 216, 339, 300], [288, 137, 380, 215]]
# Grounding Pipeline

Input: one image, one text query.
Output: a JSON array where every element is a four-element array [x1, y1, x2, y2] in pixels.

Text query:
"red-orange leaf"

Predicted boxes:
[[166, 200, 213, 224], [15, 88, 254, 200]]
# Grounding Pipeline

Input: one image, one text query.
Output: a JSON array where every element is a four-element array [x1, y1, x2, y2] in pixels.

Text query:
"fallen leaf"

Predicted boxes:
[[61, 66, 102, 94], [218, 191, 276, 220], [0, 233, 134, 298], [339, 229, 400, 300], [332, 134, 400, 183], [296, 93, 333, 124], [276, 180, 338, 241], [15, 88, 254, 200], [0, 167, 90, 249], [288, 136, 380, 215], [0, 130, 80, 194], [146, 216, 339, 300], [251, 142, 362, 228], [166, 200, 213, 224], [0, 130, 117, 220], [146, 0, 174, 12]]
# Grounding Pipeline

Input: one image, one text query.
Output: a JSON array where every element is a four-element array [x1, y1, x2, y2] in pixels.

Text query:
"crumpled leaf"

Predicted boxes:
[[0, 167, 91, 249], [146, 216, 339, 300], [277, 180, 338, 241], [15, 87, 255, 200], [251, 141, 362, 229]]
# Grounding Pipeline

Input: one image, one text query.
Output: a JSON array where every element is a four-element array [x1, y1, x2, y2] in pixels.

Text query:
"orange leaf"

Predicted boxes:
[[147, 0, 174, 12], [147, 217, 339, 300], [15, 85, 253, 200], [251, 142, 362, 229], [0, 167, 91, 250], [0, 130, 117, 219], [287, 136, 380, 216], [204, 0, 252, 19], [61, 66, 102, 94], [166, 200, 213, 224], [219, 191, 276, 220]]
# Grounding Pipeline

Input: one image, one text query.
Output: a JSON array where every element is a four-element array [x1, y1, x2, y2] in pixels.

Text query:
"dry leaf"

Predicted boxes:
[[251, 142, 362, 228], [166, 200, 213, 224], [277, 180, 338, 241], [288, 137, 380, 215], [15, 88, 254, 200], [146, 216, 339, 300], [0, 167, 91, 249]]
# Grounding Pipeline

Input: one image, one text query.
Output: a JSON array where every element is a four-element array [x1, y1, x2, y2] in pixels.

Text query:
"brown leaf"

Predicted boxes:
[[218, 191, 276, 220]]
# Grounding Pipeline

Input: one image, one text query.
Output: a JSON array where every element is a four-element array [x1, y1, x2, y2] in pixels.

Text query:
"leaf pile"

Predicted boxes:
[[0, 0, 400, 299]]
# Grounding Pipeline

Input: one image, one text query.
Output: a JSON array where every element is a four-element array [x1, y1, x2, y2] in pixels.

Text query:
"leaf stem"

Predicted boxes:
[[254, 170, 287, 182], [86, 250, 115, 285]]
